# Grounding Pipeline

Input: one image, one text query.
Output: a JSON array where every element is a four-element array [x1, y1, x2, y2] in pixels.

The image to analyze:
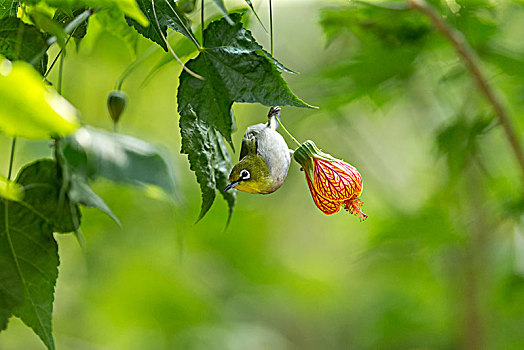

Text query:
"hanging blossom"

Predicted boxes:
[[294, 140, 367, 220]]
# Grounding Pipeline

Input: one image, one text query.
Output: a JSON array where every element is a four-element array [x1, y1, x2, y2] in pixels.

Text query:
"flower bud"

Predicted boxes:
[[107, 90, 128, 124], [294, 140, 367, 220]]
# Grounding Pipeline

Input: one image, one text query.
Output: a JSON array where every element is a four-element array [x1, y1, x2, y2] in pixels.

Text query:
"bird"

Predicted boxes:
[[225, 106, 292, 194]]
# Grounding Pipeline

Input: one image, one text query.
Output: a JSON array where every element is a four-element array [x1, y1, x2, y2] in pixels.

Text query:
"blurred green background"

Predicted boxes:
[[2, 0, 524, 349]]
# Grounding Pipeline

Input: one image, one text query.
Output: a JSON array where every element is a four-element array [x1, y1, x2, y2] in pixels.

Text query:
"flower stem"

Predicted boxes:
[[277, 118, 301, 147], [7, 138, 16, 181], [269, 0, 273, 56]]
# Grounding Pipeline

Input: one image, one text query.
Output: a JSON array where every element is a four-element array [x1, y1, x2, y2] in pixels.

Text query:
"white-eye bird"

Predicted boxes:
[[225, 106, 292, 194]]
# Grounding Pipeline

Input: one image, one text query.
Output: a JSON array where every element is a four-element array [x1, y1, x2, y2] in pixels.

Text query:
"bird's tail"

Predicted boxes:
[[267, 106, 281, 130]]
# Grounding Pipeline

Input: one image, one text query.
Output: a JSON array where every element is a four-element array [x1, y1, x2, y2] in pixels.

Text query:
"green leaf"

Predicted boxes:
[[0, 176, 24, 201], [43, 0, 149, 27], [178, 13, 311, 144], [0, 17, 48, 74], [179, 111, 235, 223], [60, 127, 176, 199], [210, 128, 235, 226], [56, 137, 119, 224], [211, 0, 234, 25], [126, 0, 195, 51], [53, 7, 89, 39], [177, 0, 196, 13], [179, 111, 218, 221], [436, 116, 493, 179], [178, 13, 309, 220], [0, 159, 81, 350], [0, 0, 18, 18], [0, 57, 80, 139], [30, 9, 67, 48], [89, 8, 138, 56]]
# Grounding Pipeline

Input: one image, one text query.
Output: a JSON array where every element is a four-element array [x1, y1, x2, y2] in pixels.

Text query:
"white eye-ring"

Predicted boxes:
[[240, 169, 250, 180]]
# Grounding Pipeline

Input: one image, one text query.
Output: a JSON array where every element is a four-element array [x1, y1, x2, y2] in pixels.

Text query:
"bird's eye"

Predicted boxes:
[[240, 169, 250, 180]]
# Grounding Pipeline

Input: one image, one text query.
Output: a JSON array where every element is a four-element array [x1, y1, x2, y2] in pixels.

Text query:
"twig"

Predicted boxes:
[[151, 0, 204, 80], [7, 138, 16, 181], [163, 0, 202, 49], [269, 0, 273, 55], [408, 0, 524, 183], [201, 0, 205, 46]]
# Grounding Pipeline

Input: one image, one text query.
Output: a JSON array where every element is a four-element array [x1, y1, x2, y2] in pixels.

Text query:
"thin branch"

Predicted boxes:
[[163, 0, 202, 49], [408, 0, 524, 183], [201, 0, 205, 46], [7, 138, 16, 181], [151, 0, 204, 80], [269, 0, 273, 55]]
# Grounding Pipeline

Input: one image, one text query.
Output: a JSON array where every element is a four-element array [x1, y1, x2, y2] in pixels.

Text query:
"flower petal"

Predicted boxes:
[[306, 173, 341, 215], [313, 158, 362, 202]]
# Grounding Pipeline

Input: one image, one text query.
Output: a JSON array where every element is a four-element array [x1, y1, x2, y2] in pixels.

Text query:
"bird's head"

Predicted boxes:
[[225, 156, 272, 194]]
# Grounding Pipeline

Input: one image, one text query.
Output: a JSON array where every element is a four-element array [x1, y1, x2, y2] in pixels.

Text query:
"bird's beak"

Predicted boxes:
[[224, 180, 241, 192]]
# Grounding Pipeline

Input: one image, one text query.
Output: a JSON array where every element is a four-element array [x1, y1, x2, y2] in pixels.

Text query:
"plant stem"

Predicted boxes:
[[408, 0, 524, 184], [58, 51, 64, 94], [44, 30, 76, 79], [201, 0, 205, 46], [277, 118, 301, 147], [7, 138, 17, 181], [163, 0, 202, 49], [269, 0, 273, 55], [151, 0, 204, 80]]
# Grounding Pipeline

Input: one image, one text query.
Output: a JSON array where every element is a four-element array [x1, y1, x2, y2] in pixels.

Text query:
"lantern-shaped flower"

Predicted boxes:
[[294, 140, 367, 220]]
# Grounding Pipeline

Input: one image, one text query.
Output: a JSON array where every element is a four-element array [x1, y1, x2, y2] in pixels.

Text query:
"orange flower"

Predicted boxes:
[[294, 140, 367, 220]]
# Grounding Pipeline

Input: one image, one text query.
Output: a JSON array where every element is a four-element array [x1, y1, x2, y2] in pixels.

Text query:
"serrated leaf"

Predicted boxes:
[[0, 0, 18, 18], [0, 159, 81, 350], [0, 57, 80, 139], [210, 128, 235, 226], [126, 0, 195, 51], [178, 13, 310, 144], [178, 13, 309, 220], [61, 127, 176, 198], [0, 17, 48, 74], [179, 111, 235, 223], [179, 111, 217, 221], [211, 0, 234, 25]]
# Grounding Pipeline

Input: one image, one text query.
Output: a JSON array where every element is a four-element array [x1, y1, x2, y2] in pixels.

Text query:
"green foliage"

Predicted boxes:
[[126, 0, 195, 51], [0, 17, 48, 74], [0, 160, 80, 350], [211, 0, 234, 25], [59, 127, 176, 206], [436, 116, 493, 179], [0, 176, 23, 201], [53, 7, 89, 39], [0, 0, 18, 18], [178, 13, 309, 220], [0, 58, 79, 139]]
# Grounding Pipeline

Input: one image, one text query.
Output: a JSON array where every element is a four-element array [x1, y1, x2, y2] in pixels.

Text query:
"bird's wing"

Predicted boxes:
[[239, 131, 258, 160]]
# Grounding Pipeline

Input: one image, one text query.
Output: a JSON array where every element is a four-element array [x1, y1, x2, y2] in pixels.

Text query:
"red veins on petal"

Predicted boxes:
[[305, 173, 341, 215], [313, 158, 363, 202]]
